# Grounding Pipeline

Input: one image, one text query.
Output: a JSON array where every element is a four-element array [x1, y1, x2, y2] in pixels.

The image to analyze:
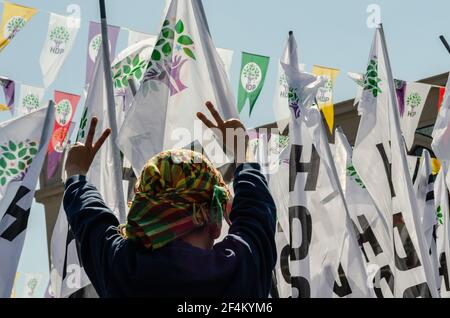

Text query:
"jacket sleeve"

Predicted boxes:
[[63, 175, 124, 296], [227, 163, 277, 295]]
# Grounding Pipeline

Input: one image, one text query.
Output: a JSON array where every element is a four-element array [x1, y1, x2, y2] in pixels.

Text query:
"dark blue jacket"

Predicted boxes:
[[63, 163, 277, 298]]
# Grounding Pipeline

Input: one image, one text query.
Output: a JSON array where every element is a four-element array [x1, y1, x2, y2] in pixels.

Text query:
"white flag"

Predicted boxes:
[[0, 104, 54, 298], [118, 0, 238, 174], [400, 83, 431, 151], [49, 46, 125, 298], [334, 128, 395, 297], [22, 272, 44, 298], [348, 72, 364, 108], [273, 51, 305, 134], [127, 30, 157, 47], [216, 47, 234, 80], [17, 84, 45, 116], [435, 163, 450, 297], [352, 26, 438, 297], [412, 150, 439, 286], [282, 32, 372, 298], [113, 37, 157, 128], [39, 13, 81, 88]]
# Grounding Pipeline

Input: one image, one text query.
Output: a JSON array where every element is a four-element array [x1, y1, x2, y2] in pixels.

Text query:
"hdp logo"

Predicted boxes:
[[49, 26, 70, 54], [4, 16, 26, 40]]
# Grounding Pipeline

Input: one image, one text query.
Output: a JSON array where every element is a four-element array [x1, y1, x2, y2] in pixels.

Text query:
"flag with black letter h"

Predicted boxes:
[[352, 25, 438, 297], [0, 103, 54, 298], [282, 31, 373, 298]]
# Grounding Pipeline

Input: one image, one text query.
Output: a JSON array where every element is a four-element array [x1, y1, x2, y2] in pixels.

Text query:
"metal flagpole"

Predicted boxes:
[[439, 35, 450, 55], [99, 0, 126, 222]]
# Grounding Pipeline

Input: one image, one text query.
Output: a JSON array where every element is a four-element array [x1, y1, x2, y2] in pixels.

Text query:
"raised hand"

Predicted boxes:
[[197, 101, 249, 164], [65, 117, 111, 177]]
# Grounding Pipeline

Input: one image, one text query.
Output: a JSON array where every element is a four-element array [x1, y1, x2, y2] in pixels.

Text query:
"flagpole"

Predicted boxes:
[[439, 35, 450, 55], [99, 0, 126, 222]]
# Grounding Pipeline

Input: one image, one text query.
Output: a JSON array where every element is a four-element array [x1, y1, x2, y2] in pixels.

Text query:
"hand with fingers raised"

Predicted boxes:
[[197, 101, 252, 164], [65, 117, 111, 178]]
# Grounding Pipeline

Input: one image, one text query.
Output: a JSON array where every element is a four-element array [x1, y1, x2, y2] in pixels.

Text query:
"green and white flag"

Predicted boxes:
[[352, 26, 438, 297], [237, 52, 269, 115], [17, 84, 45, 116], [39, 13, 81, 88]]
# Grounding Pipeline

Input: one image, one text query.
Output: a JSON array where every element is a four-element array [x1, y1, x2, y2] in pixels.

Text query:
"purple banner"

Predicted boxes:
[[47, 121, 76, 180], [85, 21, 120, 86], [0, 77, 15, 113], [395, 79, 407, 117]]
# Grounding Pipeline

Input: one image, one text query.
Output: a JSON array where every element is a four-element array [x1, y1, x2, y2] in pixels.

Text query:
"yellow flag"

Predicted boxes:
[[0, 2, 37, 52], [312, 65, 340, 134]]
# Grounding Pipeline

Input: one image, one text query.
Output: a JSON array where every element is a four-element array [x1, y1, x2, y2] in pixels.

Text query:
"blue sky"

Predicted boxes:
[[1, 0, 449, 297]]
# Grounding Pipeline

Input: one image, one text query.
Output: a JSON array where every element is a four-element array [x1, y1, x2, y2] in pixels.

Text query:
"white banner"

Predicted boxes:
[[118, 0, 238, 174], [0, 105, 54, 297], [17, 84, 45, 116], [39, 13, 80, 88], [352, 26, 438, 297], [334, 128, 395, 297], [282, 32, 372, 298]]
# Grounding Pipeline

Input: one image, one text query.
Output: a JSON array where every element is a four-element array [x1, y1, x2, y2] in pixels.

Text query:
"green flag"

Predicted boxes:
[[237, 52, 270, 115]]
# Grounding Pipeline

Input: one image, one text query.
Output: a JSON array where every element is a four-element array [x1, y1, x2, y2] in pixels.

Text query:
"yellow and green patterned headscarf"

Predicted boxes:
[[119, 149, 231, 250]]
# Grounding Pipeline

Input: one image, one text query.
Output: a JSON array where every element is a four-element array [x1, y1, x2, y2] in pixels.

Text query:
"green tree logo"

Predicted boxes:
[[0, 139, 38, 186], [437, 206, 443, 225], [4, 16, 26, 40], [143, 19, 196, 96], [88, 34, 106, 62], [406, 92, 422, 117], [113, 53, 148, 90], [347, 165, 366, 189], [76, 106, 89, 142], [22, 94, 40, 113], [363, 59, 382, 98], [288, 87, 300, 118], [50, 26, 70, 49], [55, 99, 72, 126], [26, 278, 38, 297], [241, 62, 262, 93]]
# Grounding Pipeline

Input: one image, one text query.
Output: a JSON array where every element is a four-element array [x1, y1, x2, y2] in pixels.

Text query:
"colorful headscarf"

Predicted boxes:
[[119, 149, 231, 250]]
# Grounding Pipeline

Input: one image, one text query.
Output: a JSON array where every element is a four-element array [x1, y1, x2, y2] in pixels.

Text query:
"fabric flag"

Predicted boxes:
[[46, 91, 80, 179], [435, 163, 450, 297], [113, 37, 156, 127], [352, 25, 438, 297], [22, 273, 43, 298], [0, 104, 54, 298], [49, 45, 125, 298], [216, 47, 233, 80], [311, 65, 339, 134], [412, 150, 440, 287], [0, 76, 14, 112], [273, 60, 305, 134], [282, 32, 372, 298], [39, 13, 81, 88], [17, 84, 45, 116], [438, 87, 446, 112], [348, 71, 365, 108], [334, 128, 395, 297], [127, 30, 156, 46], [432, 75, 450, 162], [398, 83, 431, 150], [0, 2, 37, 52], [237, 52, 270, 115], [118, 0, 238, 175], [85, 21, 120, 86], [267, 139, 291, 298]]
